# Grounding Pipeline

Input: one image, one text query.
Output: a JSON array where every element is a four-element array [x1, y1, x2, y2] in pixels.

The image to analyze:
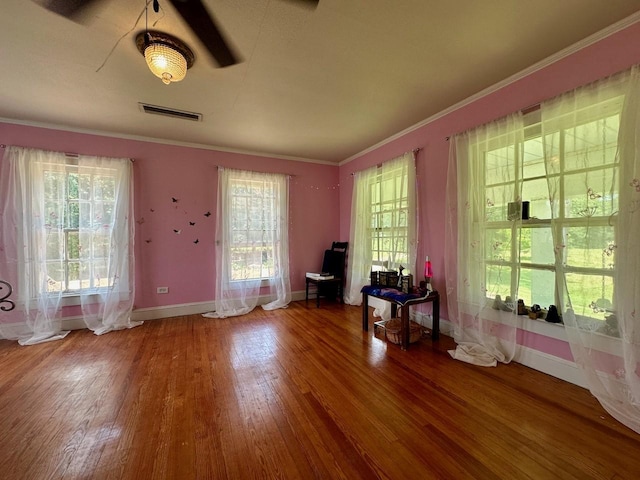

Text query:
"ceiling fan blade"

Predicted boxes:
[[168, 0, 240, 68], [35, 0, 101, 19]]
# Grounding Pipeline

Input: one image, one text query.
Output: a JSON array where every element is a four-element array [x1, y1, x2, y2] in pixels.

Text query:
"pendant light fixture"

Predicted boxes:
[[135, 30, 195, 85]]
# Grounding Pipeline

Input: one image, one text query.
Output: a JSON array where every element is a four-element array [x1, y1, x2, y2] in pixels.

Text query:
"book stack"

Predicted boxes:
[[306, 272, 334, 280]]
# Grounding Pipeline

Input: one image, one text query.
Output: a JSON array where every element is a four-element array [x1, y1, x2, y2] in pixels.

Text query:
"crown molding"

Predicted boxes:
[[0, 117, 336, 166], [340, 11, 640, 166]]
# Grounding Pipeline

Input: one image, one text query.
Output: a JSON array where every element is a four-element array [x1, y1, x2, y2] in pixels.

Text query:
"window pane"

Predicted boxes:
[[522, 137, 545, 178], [79, 201, 92, 228], [520, 227, 555, 265], [521, 178, 551, 219], [67, 231, 80, 260], [79, 174, 92, 200], [92, 233, 110, 259], [67, 201, 80, 228], [485, 146, 516, 186], [566, 273, 614, 321], [564, 168, 617, 219], [486, 264, 512, 299], [46, 263, 64, 293], [94, 176, 116, 201], [79, 260, 92, 289], [564, 225, 615, 270], [485, 184, 512, 222], [94, 260, 110, 288], [67, 262, 81, 290], [261, 248, 274, 277], [485, 228, 512, 262], [44, 171, 65, 199], [518, 268, 555, 307], [67, 173, 79, 200], [46, 232, 63, 260], [563, 114, 619, 172], [44, 201, 63, 228]]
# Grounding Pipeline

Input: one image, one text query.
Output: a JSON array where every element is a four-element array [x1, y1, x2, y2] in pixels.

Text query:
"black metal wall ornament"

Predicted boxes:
[[0, 280, 15, 312]]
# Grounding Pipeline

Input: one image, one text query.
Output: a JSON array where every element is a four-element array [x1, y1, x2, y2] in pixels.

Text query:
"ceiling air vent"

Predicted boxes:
[[138, 103, 202, 122]]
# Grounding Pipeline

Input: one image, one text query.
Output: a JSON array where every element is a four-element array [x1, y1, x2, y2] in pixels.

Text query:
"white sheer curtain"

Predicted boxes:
[[345, 151, 417, 307], [0, 146, 139, 345], [345, 164, 378, 305], [204, 167, 291, 318], [541, 65, 640, 434], [446, 114, 524, 367]]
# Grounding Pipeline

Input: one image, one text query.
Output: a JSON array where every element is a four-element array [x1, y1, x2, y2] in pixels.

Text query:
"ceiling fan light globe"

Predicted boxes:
[[144, 43, 187, 84]]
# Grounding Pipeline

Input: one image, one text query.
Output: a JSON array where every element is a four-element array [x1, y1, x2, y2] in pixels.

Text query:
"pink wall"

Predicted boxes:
[[2, 19, 639, 361], [339, 20, 640, 357], [0, 124, 340, 309]]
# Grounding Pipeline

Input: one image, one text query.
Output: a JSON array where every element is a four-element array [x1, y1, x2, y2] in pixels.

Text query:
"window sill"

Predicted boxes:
[[57, 289, 129, 307], [480, 306, 622, 356], [230, 279, 271, 287]]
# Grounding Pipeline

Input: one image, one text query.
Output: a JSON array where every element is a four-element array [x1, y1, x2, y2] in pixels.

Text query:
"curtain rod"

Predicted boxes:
[[216, 165, 296, 177], [445, 103, 541, 141], [0, 144, 133, 161], [349, 147, 422, 176]]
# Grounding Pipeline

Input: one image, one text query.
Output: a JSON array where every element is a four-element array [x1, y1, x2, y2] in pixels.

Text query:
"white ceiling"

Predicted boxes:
[[1, 1, 640, 163]]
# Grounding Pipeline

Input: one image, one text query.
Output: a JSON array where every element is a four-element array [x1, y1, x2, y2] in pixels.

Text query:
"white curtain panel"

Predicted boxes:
[[541, 65, 640, 434], [446, 64, 640, 433], [344, 151, 417, 305], [0, 146, 139, 344], [204, 167, 291, 318], [344, 164, 378, 305], [446, 113, 524, 367]]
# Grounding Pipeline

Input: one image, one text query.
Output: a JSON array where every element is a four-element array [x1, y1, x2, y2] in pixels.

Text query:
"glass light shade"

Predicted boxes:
[[424, 256, 433, 280], [144, 42, 187, 85]]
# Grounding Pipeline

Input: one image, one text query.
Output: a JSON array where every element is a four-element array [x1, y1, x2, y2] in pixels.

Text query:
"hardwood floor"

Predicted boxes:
[[1, 301, 639, 479]]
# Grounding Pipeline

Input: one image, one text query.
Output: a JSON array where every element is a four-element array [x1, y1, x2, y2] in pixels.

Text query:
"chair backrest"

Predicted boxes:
[[331, 241, 348, 252], [321, 249, 346, 277]]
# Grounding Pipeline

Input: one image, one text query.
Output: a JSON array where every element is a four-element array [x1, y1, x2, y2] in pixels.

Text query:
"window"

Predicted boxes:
[[482, 101, 621, 322], [345, 151, 416, 304], [43, 162, 120, 293], [228, 174, 280, 281], [0, 146, 137, 339], [209, 167, 290, 317], [369, 163, 411, 270]]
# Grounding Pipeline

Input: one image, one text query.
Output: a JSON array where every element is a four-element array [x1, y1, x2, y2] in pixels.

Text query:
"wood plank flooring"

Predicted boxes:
[[1, 301, 639, 479]]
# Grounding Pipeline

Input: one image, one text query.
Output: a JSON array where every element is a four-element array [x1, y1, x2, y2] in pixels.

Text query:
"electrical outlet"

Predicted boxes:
[[156, 287, 169, 294]]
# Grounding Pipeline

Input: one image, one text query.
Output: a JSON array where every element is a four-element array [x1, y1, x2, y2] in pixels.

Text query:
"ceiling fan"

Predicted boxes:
[[35, 0, 320, 68]]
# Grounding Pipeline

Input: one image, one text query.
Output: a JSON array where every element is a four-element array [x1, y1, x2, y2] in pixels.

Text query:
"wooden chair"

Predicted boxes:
[[305, 242, 348, 307]]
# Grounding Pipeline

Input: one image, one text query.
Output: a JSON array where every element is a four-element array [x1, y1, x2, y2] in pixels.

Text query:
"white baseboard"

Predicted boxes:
[[412, 311, 587, 389], [513, 345, 588, 389], [131, 290, 307, 322], [131, 301, 216, 321]]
